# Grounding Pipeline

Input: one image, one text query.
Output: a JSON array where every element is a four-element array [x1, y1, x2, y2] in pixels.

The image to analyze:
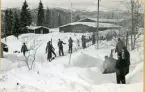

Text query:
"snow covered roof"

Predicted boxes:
[[78, 18, 124, 23], [60, 22, 122, 28], [26, 26, 49, 30]]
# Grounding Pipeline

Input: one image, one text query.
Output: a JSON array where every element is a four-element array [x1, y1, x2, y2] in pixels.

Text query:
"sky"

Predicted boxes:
[[1, 0, 144, 12]]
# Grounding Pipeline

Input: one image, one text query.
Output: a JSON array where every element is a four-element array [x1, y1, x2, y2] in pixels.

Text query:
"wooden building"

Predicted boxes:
[[25, 26, 49, 34], [59, 22, 122, 33]]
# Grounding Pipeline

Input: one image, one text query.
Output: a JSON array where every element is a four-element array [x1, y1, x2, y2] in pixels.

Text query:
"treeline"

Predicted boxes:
[[2, 0, 80, 38]]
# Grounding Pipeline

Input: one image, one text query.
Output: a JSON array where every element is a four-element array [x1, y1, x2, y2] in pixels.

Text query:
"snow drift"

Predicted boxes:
[[0, 58, 13, 71], [72, 52, 103, 68]]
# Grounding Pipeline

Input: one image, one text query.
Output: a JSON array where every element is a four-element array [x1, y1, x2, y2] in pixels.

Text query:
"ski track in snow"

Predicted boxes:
[[0, 30, 144, 92]]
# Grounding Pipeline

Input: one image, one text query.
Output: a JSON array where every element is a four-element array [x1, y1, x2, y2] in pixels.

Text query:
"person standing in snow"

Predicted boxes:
[[46, 41, 56, 62], [68, 37, 73, 53], [83, 36, 87, 49], [115, 38, 125, 58], [115, 53, 126, 84], [21, 42, 28, 56], [92, 33, 96, 45], [81, 35, 84, 48], [58, 39, 66, 56], [122, 46, 130, 75]]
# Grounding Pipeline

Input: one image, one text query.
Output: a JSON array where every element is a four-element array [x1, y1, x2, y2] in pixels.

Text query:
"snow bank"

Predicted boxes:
[[72, 52, 103, 68], [4, 54, 18, 63], [0, 58, 13, 71], [102, 57, 116, 74], [126, 62, 143, 83], [79, 67, 116, 84]]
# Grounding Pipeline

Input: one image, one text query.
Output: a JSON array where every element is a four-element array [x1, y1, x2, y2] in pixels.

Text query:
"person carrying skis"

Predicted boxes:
[[46, 41, 56, 62], [21, 42, 28, 56], [122, 46, 130, 75], [58, 39, 66, 56], [115, 53, 126, 84], [115, 38, 125, 58], [68, 37, 73, 53]]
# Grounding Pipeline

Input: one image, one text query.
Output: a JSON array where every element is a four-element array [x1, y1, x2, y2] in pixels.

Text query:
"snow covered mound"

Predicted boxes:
[[126, 62, 143, 83], [72, 52, 103, 68], [102, 57, 117, 74], [4, 54, 18, 63], [80, 67, 116, 84], [0, 58, 13, 71]]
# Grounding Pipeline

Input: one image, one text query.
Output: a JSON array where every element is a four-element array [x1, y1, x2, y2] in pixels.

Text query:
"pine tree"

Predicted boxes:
[[9, 9, 14, 35], [4, 9, 9, 37], [45, 7, 50, 27], [13, 12, 20, 39], [58, 14, 61, 27], [20, 0, 32, 28], [37, 0, 44, 26], [4, 9, 14, 36]]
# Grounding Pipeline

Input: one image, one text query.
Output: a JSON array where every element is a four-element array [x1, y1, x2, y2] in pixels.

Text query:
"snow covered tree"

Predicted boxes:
[[122, 0, 143, 50], [13, 12, 20, 39], [37, 0, 44, 26], [20, 0, 32, 28]]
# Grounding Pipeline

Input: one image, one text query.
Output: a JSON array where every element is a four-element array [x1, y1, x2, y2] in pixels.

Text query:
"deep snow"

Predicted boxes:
[[0, 29, 144, 92]]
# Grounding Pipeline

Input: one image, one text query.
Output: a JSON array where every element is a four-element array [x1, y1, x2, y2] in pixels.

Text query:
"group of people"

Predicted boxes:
[[81, 33, 96, 49], [20, 33, 97, 62], [20, 36, 130, 84], [115, 38, 130, 84], [45, 37, 74, 62]]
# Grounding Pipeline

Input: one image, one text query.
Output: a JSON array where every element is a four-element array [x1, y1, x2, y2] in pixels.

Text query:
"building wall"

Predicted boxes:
[[59, 24, 120, 33], [60, 25, 90, 33], [27, 27, 49, 34]]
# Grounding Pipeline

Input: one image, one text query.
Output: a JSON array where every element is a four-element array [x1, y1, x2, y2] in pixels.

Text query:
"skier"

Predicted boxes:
[[92, 33, 96, 45], [115, 38, 125, 58], [21, 42, 28, 56], [68, 37, 73, 53], [115, 53, 126, 84], [46, 41, 56, 62], [122, 46, 130, 75], [58, 39, 66, 56]]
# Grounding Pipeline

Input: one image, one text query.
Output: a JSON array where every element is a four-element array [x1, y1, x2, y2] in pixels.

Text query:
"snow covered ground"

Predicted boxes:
[[0, 29, 144, 92]]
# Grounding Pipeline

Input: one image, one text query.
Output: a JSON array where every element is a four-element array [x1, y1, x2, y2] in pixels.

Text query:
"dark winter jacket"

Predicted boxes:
[[115, 59, 125, 69], [21, 44, 28, 52], [58, 41, 65, 48], [123, 50, 130, 67], [115, 58, 126, 76], [92, 34, 96, 42], [68, 38, 73, 46], [46, 43, 54, 53]]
